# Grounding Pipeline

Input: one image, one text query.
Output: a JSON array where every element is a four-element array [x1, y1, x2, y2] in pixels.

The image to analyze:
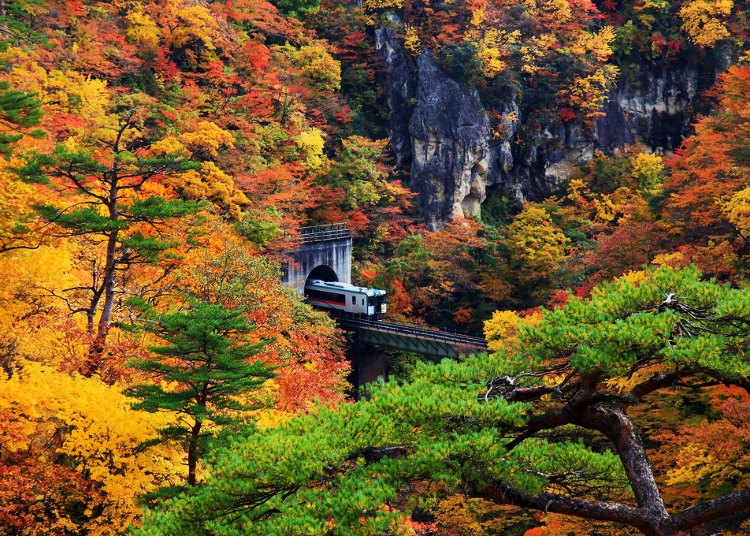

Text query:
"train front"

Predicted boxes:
[[369, 288, 386, 320]]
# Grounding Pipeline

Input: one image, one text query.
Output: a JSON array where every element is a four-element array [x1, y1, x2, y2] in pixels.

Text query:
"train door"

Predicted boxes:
[[371, 294, 385, 318]]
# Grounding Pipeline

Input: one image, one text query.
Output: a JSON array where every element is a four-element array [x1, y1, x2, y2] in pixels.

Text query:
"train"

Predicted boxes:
[[304, 279, 387, 320]]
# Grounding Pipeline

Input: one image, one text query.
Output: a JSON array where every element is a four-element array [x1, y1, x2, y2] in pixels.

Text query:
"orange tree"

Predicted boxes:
[[664, 63, 750, 238]]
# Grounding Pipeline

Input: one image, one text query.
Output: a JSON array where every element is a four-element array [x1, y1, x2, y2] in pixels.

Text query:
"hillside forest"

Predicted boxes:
[[4, 0, 750, 535]]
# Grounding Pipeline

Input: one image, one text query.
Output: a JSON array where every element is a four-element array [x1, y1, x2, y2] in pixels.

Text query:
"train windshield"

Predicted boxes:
[[371, 294, 384, 310]]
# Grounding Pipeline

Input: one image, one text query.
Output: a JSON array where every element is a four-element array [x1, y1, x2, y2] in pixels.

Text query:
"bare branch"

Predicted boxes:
[[480, 482, 652, 533], [674, 489, 750, 531], [346, 446, 409, 464]]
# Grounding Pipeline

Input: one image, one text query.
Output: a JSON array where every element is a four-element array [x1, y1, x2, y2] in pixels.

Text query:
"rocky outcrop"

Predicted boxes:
[[376, 26, 723, 228], [616, 64, 702, 152], [374, 14, 414, 167], [520, 63, 709, 188], [537, 62, 715, 184], [408, 52, 491, 230], [596, 95, 636, 153], [487, 97, 525, 203], [527, 101, 634, 190]]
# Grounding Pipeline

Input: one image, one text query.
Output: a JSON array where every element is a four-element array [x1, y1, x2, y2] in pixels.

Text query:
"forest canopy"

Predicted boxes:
[[2, 0, 750, 534], [135, 267, 750, 536]]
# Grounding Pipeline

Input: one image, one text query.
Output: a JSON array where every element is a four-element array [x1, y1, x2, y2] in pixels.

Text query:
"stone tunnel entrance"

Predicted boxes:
[[306, 265, 338, 283], [280, 224, 352, 293]]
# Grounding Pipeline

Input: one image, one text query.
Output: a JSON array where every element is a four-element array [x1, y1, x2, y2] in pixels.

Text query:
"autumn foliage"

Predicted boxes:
[[0, 1, 361, 532], [3, 0, 750, 533]]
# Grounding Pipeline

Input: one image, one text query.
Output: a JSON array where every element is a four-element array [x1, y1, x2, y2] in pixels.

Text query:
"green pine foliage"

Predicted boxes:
[[0, 0, 48, 43], [132, 265, 750, 535], [0, 81, 44, 158], [128, 301, 276, 416], [127, 300, 277, 488]]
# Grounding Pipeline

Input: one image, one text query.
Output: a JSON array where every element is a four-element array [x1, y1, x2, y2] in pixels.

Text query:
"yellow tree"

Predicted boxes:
[[679, 0, 734, 47], [14, 95, 203, 376], [506, 204, 569, 282], [0, 361, 183, 535]]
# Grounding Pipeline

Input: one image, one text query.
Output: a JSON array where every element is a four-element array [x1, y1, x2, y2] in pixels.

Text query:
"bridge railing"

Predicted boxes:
[[292, 223, 351, 243], [327, 310, 488, 348]]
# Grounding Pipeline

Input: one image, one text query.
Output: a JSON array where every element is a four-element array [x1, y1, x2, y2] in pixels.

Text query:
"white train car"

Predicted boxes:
[[304, 279, 386, 320]]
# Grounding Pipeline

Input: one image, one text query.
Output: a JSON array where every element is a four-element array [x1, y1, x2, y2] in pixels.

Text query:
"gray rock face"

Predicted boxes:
[[374, 15, 414, 167], [527, 64, 706, 186], [616, 65, 699, 151], [487, 98, 525, 203], [391, 51, 646, 225], [408, 52, 491, 230], [378, 35, 721, 227], [596, 94, 636, 153]]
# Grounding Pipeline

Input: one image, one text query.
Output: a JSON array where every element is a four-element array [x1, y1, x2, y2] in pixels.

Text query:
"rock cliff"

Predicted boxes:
[[616, 63, 711, 151], [374, 14, 414, 168], [408, 52, 491, 231], [376, 24, 723, 230]]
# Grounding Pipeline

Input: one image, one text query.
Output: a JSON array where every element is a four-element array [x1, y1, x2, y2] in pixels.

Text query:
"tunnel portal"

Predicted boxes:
[[306, 265, 338, 283], [281, 224, 352, 293]]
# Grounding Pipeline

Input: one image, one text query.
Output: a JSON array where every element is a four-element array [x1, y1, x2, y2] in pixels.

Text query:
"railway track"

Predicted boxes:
[[329, 311, 488, 352]]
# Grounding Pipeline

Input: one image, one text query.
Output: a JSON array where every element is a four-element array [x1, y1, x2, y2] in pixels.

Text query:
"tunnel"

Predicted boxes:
[[306, 265, 338, 284], [280, 228, 351, 293]]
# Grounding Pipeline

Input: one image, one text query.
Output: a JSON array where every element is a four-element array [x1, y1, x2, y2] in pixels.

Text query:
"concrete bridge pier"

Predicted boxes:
[[348, 333, 387, 398]]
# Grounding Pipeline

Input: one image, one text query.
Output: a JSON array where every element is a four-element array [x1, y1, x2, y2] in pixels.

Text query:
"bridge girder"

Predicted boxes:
[[356, 328, 483, 359]]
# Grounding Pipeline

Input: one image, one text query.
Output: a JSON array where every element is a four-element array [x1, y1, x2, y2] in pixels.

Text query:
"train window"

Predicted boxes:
[[362, 298, 365, 305], [306, 289, 345, 305], [352, 296, 356, 305]]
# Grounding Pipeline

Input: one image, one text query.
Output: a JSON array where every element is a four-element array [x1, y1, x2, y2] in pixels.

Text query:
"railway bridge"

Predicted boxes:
[[281, 223, 488, 389]]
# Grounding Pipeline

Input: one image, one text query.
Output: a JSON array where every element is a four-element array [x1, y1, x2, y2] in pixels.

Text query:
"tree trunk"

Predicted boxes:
[[84, 231, 118, 377], [187, 419, 202, 487], [86, 173, 120, 376], [482, 383, 750, 535], [188, 382, 211, 486]]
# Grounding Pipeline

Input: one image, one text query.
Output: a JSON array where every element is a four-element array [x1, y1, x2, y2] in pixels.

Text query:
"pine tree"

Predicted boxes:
[[134, 266, 750, 536], [127, 300, 276, 488], [0, 81, 44, 159], [14, 103, 203, 374]]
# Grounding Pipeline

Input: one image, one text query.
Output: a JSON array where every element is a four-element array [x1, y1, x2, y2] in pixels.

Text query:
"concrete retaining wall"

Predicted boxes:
[[281, 237, 352, 292]]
